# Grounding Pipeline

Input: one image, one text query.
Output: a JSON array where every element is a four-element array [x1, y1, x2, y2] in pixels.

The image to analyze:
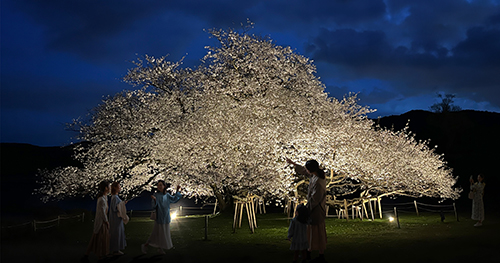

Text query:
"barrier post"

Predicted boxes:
[[232, 202, 239, 232], [378, 197, 382, 219], [239, 203, 244, 228], [245, 202, 254, 233], [344, 199, 349, 221], [250, 198, 257, 229], [362, 202, 369, 220], [204, 215, 209, 240], [414, 200, 419, 216], [394, 207, 400, 228], [369, 200, 375, 221], [453, 203, 459, 222]]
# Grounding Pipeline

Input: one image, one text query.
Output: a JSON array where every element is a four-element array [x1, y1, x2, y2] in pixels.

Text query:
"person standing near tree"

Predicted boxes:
[[287, 158, 327, 263], [142, 180, 182, 254], [470, 174, 485, 227], [109, 182, 127, 255], [85, 180, 110, 260], [288, 204, 309, 263]]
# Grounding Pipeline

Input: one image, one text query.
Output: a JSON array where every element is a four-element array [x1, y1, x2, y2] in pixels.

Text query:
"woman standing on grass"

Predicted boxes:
[[85, 180, 110, 260], [470, 174, 485, 227], [142, 180, 182, 254], [287, 158, 327, 263], [109, 182, 127, 255]]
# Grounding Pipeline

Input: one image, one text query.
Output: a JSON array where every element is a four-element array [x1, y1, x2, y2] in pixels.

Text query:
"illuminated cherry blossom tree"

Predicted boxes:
[[36, 22, 460, 207]]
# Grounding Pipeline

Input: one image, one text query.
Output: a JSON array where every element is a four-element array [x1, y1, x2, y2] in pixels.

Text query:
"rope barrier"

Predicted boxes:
[[394, 209, 415, 214], [180, 212, 220, 219], [1, 221, 32, 229], [415, 202, 454, 208], [59, 214, 82, 220], [381, 203, 413, 207], [129, 206, 217, 217], [34, 225, 58, 230], [35, 218, 59, 224], [418, 207, 455, 213], [178, 207, 208, 210], [2, 213, 85, 232], [330, 198, 460, 223]]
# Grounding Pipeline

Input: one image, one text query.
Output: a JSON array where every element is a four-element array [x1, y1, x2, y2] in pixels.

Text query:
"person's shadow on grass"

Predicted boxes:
[[129, 254, 165, 263], [80, 254, 138, 263]]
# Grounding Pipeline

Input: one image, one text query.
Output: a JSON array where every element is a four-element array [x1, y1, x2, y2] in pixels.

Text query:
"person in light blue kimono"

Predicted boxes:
[[109, 182, 127, 255], [141, 180, 182, 254]]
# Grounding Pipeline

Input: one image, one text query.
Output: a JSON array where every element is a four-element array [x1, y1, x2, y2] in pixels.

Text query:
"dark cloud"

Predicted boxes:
[[357, 86, 401, 105], [306, 9, 500, 108], [9, 1, 190, 63], [254, 0, 387, 27], [306, 28, 392, 67], [0, 73, 121, 115], [2, 0, 500, 146], [452, 26, 500, 68], [485, 12, 500, 25], [324, 85, 351, 100], [8, 0, 262, 63], [1, 108, 78, 146]]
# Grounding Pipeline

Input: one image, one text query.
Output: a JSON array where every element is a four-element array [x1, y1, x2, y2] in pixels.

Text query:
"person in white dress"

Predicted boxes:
[[142, 181, 182, 254], [470, 174, 485, 227], [85, 181, 110, 260]]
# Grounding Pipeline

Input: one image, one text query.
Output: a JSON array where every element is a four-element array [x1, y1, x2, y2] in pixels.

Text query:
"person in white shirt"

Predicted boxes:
[[85, 181, 110, 260]]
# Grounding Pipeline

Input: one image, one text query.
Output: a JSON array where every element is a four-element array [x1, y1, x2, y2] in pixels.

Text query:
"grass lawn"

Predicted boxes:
[[2, 210, 499, 263]]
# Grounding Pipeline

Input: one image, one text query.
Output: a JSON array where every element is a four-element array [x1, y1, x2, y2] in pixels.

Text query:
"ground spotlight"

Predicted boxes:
[[171, 211, 178, 220]]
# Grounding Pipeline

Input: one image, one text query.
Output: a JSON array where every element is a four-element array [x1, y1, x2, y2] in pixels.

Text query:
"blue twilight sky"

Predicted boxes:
[[1, 0, 500, 146]]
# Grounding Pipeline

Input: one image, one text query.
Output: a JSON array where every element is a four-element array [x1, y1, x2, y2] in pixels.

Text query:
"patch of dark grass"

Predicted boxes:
[[2, 211, 499, 263]]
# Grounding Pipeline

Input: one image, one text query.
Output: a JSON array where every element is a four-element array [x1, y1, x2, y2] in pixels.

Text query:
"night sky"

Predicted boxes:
[[2, 0, 500, 146]]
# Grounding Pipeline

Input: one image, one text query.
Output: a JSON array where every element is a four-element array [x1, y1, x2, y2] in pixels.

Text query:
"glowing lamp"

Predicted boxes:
[[389, 216, 394, 222], [171, 211, 178, 221]]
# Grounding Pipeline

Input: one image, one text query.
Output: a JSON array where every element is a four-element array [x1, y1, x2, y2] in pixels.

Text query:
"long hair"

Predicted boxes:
[[478, 174, 485, 184], [97, 180, 109, 198], [157, 180, 170, 194], [305, 159, 325, 179], [296, 204, 309, 224], [111, 181, 120, 195]]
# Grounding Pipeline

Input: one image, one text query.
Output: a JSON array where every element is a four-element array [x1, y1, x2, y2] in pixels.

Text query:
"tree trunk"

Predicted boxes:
[[211, 185, 234, 212]]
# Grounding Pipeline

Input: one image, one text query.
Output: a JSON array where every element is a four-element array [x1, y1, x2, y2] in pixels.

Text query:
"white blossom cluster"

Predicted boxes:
[[36, 23, 461, 203]]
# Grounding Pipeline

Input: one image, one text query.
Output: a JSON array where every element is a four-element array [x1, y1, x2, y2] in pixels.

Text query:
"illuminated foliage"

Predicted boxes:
[[36, 23, 461, 204]]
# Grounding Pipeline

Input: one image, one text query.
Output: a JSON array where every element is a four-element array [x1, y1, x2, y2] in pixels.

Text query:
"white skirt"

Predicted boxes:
[[147, 222, 173, 250]]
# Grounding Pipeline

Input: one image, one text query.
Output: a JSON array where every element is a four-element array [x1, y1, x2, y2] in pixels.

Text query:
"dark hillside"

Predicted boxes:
[[1, 143, 80, 173], [0, 143, 81, 218], [376, 110, 500, 207]]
